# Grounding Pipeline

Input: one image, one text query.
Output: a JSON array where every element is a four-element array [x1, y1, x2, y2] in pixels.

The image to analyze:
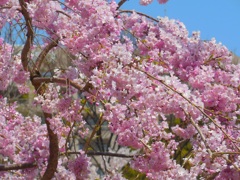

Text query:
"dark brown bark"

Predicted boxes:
[[117, 0, 128, 10], [19, 0, 34, 71], [41, 116, 59, 180], [0, 163, 37, 171], [32, 77, 93, 93], [19, 0, 59, 178], [31, 58, 59, 180]]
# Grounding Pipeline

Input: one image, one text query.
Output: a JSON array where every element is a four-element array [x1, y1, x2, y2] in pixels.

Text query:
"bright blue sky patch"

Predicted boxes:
[[120, 0, 240, 55]]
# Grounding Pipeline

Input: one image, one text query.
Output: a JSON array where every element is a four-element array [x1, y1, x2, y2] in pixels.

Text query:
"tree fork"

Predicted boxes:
[[19, 0, 59, 178]]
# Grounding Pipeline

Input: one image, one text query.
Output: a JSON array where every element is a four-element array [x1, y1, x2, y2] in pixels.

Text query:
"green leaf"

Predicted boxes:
[[122, 164, 147, 180]]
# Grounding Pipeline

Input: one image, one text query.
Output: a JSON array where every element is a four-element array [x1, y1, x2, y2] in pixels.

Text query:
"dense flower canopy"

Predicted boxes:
[[0, 0, 239, 179]]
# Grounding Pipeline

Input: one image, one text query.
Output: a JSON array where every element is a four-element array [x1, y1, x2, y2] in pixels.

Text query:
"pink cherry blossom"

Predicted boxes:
[[0, 0, 239, 179], [140, 0, 153, 6], [68, 150, 91, 180], [158, 0, 169, 4]]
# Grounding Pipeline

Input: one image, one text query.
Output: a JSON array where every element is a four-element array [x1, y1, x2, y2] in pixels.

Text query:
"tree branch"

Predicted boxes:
[[62, 151, 134, 158], [213, 151, 240, 156], [30, 75, 93, 179], [0, 6, 12, 10], [34, 38, 59, 71], [56, 10, 71, 19], [42, 114, 59, 180], [187, 114, 213, 158], [30, 78, 59, 179], [84, 113, 104, 152], [19, 1, 60, 178], [0, 163, 37, 171], [19, 0, 34, 71], [133, 66, 240, 151], [0, 151, 133, 172], [117, 0, 128, 10], [19, 1, 59, 178], [32, 77, 92, 93], [118, 10, 158, 22]]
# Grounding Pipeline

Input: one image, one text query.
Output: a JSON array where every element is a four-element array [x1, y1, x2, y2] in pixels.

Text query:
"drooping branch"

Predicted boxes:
[[65, 100, 87, 157], [221, 156, 240, 171], [19, 1, 60, 178], [187, 113, 213, 157], [31, 72, 59, 180], [19, 0, 34, 71], [84, 113, 104, 152], [117, 0, 128, 10], [30, 75, 93, 178], [30, 74, 59, 179], [30, 71, 94, 178], [118, 10, 158, 22], [56, 10, 71, 19], [42, 113, 59, 180], [133, 66, 240, 151], [34, 38, 59, 71]]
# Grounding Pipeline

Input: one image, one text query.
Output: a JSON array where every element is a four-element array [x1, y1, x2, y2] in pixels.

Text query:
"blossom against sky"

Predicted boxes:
[[121, 0, 240, 55]]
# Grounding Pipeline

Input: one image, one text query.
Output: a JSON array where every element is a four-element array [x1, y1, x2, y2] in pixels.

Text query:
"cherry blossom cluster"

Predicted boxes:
[[0, 0, 239, 179], [0, 97, 49, 179], [0, 38, 29, 93], [67, 150, 91, 180]]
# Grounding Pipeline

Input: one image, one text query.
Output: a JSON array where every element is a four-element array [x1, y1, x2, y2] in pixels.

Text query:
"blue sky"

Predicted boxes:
[[120, 0, 240, 56]]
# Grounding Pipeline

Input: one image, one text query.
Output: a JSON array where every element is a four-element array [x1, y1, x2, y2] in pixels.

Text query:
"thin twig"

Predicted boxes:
[[87, 151, 134, 158], [0, 163, 37, 171], [56, 10, 71, 19], [117, 0, 128, 10], [65, 100, 87, 158], [133, 66, 240, 151], [221, 156, 240, 171], [84, 113, 104, 152], [31, 77, 92, 93], [118, 10, 158, 22], [187, 113, 213, 157], [0, 6, 12, 10], [34, 38, 59, 71], [61, 151, 134, 158], [213, 152, 240, 156]]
